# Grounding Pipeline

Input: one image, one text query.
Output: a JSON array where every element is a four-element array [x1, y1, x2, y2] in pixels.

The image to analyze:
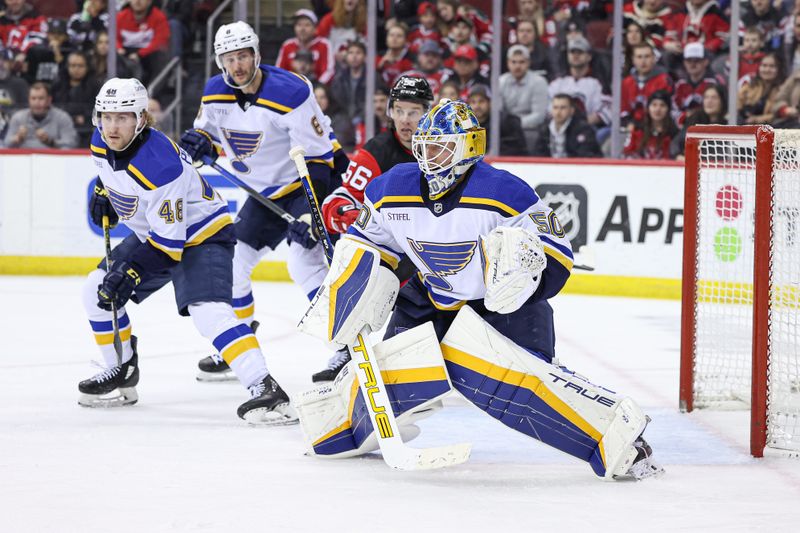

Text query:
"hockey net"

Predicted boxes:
[[680, 125, 800, 457]]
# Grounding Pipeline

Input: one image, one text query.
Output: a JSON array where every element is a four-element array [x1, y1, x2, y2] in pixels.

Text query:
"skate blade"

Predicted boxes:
[[625, 457, 665, 481], [196, 370, 237, 382], [78, 387, 138, 408], [242, 403, 299, 426]]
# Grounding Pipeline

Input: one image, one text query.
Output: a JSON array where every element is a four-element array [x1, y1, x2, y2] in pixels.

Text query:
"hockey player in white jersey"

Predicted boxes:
[[178, 21, 348, 382], [296, 100, 663, 479], [79, 77, 297, 426]]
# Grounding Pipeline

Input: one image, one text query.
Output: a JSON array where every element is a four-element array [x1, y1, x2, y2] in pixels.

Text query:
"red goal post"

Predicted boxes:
[[680, 125, 800, 458]]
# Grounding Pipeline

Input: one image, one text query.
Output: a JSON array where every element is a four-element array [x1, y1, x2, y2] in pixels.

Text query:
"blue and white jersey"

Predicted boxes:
[[346, 161, 574, 309], [90, 128, 232, 261], [193, 65, 335, 199]]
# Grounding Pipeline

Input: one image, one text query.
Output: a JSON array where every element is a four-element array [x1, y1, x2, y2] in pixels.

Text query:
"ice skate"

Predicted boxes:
[[238, 374, 298, 426], [311, 348, 351, 382], [78, 336, 140, 407], [196, 321, 259, 382], [616, 437, 665, 481]]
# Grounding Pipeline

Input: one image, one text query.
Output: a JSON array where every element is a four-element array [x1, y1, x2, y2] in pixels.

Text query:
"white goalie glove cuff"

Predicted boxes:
[[482, 226, 547, 314], [298, 237, 400, 348]]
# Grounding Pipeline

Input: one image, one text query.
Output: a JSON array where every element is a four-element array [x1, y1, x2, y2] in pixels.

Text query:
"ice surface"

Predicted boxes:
[[2, 277, 800, 532]]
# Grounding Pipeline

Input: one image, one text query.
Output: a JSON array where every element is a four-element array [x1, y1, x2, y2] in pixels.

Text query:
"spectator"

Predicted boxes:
[[512, 18, 555, 76], [784, 11, 800, 75], [90, 30, 139, 82], [290, 49, 316, 82], [330, 40, 367, 151], [0, 0, 47, 56], [276, 9, 335, 85], [408, 2, 442, 54], [116, 0, 170, 85], [437, 0, 493, 57], [771, 62, 800, 127], [549, 36, 611, 131], [314, 81, 352, 152], [499, 44, 548, 151], [621, 42, 673, 126], [468, 84, 528, 155], [507, 0, 548, 46], [444, 14, 486, 75], [740, 0, 783, 52], [736, 27, 767, 83], [147, 97, 173, 137], [23, 18, 74, 85], [373, 85, 390, 133], [664, 0, 729, 60], [447, 44, 489, 100], [317, 0, 366, 65], [738, 52, 783, 125], [624, 90, 678, 160], [377, 22, 414, 88], [671, 84, 727, 158], [623, 20, 646, 75], [67, 0, 108, 53], [4, 82, 77, 148], [673, 42, 726, 126], [438, 78, 460, 101], [400, 40, 452, 97], [623, 0, 673, 50], [0, 48, 28, 137], [163, 0, 193, 60], [52, 50, 99, 144], [533, 94, 602, 158]]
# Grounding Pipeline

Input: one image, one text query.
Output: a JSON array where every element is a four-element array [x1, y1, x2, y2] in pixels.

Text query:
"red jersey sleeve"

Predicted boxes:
[[341, 148, 382, 204]]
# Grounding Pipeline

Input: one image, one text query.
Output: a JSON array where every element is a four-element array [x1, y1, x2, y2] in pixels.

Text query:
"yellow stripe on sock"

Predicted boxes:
[[221, 335, 260, 364], [94, 327, 132, 345], [234, 304, 255, 320]]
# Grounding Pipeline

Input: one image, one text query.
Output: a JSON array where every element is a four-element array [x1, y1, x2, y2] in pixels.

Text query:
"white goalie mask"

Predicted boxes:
[[214, 21, 261, 89], [93, 77, 149, 150]]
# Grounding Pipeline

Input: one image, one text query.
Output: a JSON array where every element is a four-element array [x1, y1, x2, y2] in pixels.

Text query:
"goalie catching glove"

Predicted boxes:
[[298, 237, 400, 348], [482, 226, 547, 314]]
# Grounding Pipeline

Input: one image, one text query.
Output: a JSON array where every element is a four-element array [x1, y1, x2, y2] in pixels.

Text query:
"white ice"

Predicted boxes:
[[2, 276, 800, 532]]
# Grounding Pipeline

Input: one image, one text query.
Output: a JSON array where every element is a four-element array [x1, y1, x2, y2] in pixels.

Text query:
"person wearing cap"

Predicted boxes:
[[620, 42, 673, 126], [499, 44, 548, 151], [446, 43, 489, 100], [623, 89, 678, 160], [408, 1, 442, 55], [468, 84, 529, 155], [377, 21, 414, 88], [398, 39, 451, 97], [290, 48, 316, 81], [672, 41, 726, 125], [276, 8, 335, 85], [20, 17, 75, 85], [549, 36, 612, 136], [532, 93, 602, 158]]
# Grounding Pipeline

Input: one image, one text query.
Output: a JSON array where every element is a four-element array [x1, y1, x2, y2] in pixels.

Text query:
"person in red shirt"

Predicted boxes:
[[377, 21, 414, 88], [436, 0, 493, 57], [621, 42, 673, 126], [116, 0, 169, 86], [672, 42, 726, 125], [664, 0, 729, 57], [316, 0, 366, 64], [623, 0, 673, 50], [408, 2, 443, 54], [0, 0, 46, 55], [624, 90, 678, 160], [275, 9, 335, 84]]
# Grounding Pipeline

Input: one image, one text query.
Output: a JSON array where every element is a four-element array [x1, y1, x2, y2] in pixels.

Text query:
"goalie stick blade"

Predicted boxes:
[[383, 441, 472, 471]]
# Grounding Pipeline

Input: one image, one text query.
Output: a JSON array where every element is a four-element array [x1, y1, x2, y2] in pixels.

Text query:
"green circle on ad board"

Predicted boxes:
[[714, 227, 742, 262]]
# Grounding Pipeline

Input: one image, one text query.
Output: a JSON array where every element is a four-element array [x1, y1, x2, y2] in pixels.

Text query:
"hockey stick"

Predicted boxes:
[[572, 246, 596, 272], [201, 156, 316, 242], [289, 146, 471, 471], [102, 215, 123, 366]]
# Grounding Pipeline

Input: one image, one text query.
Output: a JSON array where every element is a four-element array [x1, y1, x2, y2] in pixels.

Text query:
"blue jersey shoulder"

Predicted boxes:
[[462, 161, 540, 216], [201, 74, 235, 104], [90, 129, 108, 156], [365, 162, 421, 206], [256, 65, 310, 114], [127, 129, 184, 191]]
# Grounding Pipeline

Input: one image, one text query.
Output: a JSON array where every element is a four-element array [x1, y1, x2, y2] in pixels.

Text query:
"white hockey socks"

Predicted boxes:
[[83, 269, 134, 367]]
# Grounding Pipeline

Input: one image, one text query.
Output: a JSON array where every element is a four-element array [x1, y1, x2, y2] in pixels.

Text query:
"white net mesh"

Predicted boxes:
[[692, 129, 800, 453]]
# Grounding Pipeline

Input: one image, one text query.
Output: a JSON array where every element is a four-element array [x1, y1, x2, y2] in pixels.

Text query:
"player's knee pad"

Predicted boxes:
[[296, 322, 452, 458], [441, 306, 648, 479], [83, 269, 108, 317], [298, 237, 399, 349], [189, 301, 239, 339]]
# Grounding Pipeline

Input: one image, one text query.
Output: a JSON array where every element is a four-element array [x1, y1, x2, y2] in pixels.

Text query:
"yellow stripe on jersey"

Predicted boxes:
[[331, 138, 343, 151], [202, 94, 236, 103], [344, 236, 400, 270], [147, 237, 183, 261], [127, 163, 157, 190], [543, 246, 574, 272], [372, 195, 424, 210], [307, 158, 334, 168], [220, 335, 260, 364], [267, 181, 302, 200], [256, 98, 293, 113], [460, 197, 520, 216], [94, 326, 132, 345], [90, 144, 106, 155], [185, 214, 233, 247]]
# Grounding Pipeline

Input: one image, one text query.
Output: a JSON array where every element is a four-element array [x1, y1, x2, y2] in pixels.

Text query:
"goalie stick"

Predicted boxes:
[[101, 215, 123, 366], [289, 146, 471, 471]]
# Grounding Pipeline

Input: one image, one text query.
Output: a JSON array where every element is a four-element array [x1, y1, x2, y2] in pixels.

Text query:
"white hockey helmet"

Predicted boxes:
[[214, 21, 261, 89], [93, 77, 149, 148]]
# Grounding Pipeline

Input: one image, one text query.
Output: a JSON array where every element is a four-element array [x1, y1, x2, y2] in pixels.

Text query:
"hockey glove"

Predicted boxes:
[[286, 214, 317, 250], [89, 177, 119, 228], [179, 129, 217, 164], [482, 226, 547, 314], [97, 261, 141, 311], [321, 194, 360, 234]]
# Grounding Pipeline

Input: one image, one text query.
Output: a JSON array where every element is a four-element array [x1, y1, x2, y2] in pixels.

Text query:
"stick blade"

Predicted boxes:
[[384, 442, 472, 471]]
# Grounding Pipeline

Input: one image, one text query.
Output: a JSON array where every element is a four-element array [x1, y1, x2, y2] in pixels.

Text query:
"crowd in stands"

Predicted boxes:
[[5, 0, 800, 160]]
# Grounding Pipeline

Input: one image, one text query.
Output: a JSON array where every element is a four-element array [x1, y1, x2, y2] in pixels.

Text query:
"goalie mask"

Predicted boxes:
[[93, 77, 149, 150], [214, 21, 261, 89], [411, 99, 486, 200]]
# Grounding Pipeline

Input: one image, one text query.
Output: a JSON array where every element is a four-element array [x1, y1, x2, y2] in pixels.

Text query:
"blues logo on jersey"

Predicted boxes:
[[107, 186, 139, 219], [221, 128, 263, 173], [408, 239, 476, 291]]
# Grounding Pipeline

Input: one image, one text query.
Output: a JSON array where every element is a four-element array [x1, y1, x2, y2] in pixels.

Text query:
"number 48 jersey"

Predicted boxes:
[[90, 128, 232, 261]]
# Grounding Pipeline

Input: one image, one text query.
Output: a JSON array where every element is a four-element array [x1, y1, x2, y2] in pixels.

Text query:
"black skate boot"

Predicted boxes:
[[623, 437, 665, 480], [311, 348, 351, 382], [78, 336, 140, 407], [237, 374, 298, 426], [197, 321, 259, 382]]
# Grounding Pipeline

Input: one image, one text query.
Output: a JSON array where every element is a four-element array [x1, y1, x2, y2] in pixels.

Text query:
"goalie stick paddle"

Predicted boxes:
[[201, 156, 316, 242], [102, 215, 123, 366], [289, 146, 471, 471]]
